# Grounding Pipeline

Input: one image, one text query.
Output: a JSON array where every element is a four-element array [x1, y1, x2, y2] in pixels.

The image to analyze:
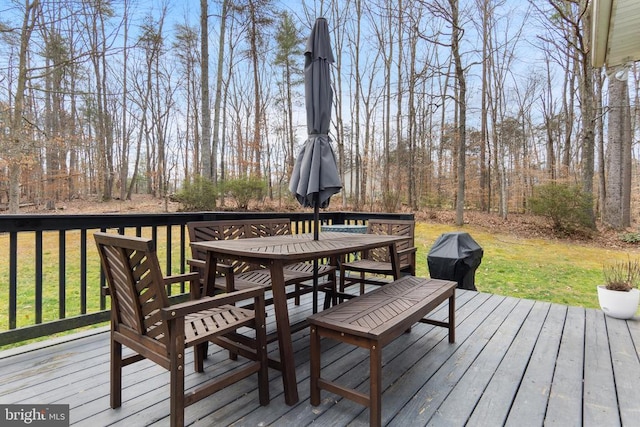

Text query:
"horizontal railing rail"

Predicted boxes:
[[0, 210, 413, 346]]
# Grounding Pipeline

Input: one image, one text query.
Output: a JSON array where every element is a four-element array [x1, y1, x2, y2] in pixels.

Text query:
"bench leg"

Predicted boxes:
[[370, 342, 382, 427], [310, 326, 321, 406]]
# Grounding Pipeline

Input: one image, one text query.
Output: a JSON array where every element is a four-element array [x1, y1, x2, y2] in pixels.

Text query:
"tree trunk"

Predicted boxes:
[[595, 70, 605, 219], [479, 0, 489, 212], [120, 1, 130, 200], [451, 0, 466, 226], [249, 0, 262, 177], [212, 0, 228, 190], [354, 0, 362, 207], [604, 70, 631, 230], [8, 0, 40, 213], [578, 0, 595, 227], [200, 0, 212, 179]]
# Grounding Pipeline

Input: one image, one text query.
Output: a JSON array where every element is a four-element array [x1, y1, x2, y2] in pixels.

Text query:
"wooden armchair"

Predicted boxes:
[[339, 219, 417, 297], [94, 232, 269, 427], [187, 218, 336, 308]]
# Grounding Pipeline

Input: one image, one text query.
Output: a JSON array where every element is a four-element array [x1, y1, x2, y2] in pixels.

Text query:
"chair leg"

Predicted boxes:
[[254, 295, 270, 406], [359, 272, 365, 295], [228, 348, 239, 361], [194, 343, 205, 373], [323, 289, 332, 310], [170, 357, 185, 427], [295, 284, 301, 305], [323, 275, 337, 309], [169, 325, 186, 427], [331, 272, 338, 306], [110, 336, 122, 409], [339, 268, 347, 303]]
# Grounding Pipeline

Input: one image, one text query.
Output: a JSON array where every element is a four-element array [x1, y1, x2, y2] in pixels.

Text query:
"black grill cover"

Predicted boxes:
[[427, 232, 483, 291]]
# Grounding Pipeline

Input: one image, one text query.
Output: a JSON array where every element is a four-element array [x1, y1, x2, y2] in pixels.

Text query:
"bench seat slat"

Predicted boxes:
[[309, 276, 455, 341]]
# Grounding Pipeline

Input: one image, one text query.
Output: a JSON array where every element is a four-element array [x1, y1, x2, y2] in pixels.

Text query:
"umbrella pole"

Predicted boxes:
[[313, 200, 319, 240], [312, 258, 318, 313], [313, 195, 319, 312]]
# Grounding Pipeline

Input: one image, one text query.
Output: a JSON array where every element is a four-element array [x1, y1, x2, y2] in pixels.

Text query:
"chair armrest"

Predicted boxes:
[[161, 287, 265, 319], [188, 258, 234, 275], [398, 246, 417, 275], [163, 272, 200, 299], [163, 272, 200, 286], [397, 246, 417, 256], [187, 258, 205, 270]]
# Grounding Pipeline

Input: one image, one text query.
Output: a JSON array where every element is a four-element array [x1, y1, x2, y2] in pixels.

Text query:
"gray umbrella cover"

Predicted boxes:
[[289, 17, 342, 208]]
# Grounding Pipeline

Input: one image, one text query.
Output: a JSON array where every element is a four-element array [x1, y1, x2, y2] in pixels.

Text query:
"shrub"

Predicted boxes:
[[619, 232, 640, 244], [221, 177, 266, 211], [528, 183, 594, 235], [381, 190, 400, 212], [173, 176, 217, 211]]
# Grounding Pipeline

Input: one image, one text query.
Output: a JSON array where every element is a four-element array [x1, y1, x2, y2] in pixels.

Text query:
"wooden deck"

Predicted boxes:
[[1, 289, 639, 426]]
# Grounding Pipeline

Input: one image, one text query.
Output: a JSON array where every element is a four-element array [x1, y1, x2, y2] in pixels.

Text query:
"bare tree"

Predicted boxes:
[[7, 0, 40, 213], [119, 0, 131, 200], [212, 0, 229, 189], [273, 11, 302, 175], [239, 0, 274, 177], [542, 0, 596, 226], [200, 0, 212, 181], [173, 23, 201, 182]]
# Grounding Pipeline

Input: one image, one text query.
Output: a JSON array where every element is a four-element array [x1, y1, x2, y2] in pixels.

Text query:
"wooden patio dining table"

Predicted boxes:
[[191, 231, 410, 405]]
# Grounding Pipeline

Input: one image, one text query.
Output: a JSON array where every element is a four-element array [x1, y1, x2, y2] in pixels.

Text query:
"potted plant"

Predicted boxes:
[[597, 258, 640, 320]]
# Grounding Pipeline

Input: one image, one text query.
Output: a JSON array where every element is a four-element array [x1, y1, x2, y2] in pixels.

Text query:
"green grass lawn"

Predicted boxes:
[[1, 221, 639, 350], [414, 222, 640, 309], [0, 228, 185, 332]]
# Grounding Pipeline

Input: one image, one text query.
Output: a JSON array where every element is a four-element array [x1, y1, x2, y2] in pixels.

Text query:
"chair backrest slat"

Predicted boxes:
[[188, 218, 293, 273], [367, 219, 415, 264], [95, 232, 170, 347]]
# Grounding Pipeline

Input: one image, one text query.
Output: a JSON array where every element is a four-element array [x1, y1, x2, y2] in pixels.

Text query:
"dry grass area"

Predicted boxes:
[[417, 209, 640, 250], [13, 193, 640, 311], [20, 193, 640, 250], [21, 194, 183, 214]]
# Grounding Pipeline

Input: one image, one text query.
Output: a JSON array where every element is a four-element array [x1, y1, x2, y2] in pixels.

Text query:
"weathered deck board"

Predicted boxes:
[[583, 309, 620, 426], [1, 289, 638, 427], [541, 305, 585, 426], [427, 297, 536, 426]]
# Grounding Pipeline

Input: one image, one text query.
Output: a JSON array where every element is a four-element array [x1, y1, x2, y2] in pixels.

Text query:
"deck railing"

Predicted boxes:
[[0, 210, 413, 346]]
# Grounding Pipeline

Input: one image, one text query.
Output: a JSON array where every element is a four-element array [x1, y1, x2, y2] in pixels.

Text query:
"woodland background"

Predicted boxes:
[[0, 0, 638, 231]]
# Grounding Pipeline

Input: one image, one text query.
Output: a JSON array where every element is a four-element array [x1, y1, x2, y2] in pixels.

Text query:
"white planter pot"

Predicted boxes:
[[597, 286, 640, 320]]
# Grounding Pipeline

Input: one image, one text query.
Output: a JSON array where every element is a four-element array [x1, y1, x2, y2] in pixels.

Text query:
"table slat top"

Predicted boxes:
[[191, 232, 410, 261]]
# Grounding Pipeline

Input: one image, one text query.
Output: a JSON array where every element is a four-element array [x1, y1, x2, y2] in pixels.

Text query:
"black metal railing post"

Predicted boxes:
[[9, 232, 17, 330], [0, 211, 413, 346], [59, 230, 66, 319]]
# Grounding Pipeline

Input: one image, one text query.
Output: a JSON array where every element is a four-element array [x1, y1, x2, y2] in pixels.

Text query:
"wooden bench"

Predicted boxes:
[[308, 276, 456, 427]]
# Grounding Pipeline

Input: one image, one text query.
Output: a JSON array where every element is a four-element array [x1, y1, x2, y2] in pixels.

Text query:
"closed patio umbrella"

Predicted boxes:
[[289, 17, 341, 313], [289, 17, 342, 241]]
